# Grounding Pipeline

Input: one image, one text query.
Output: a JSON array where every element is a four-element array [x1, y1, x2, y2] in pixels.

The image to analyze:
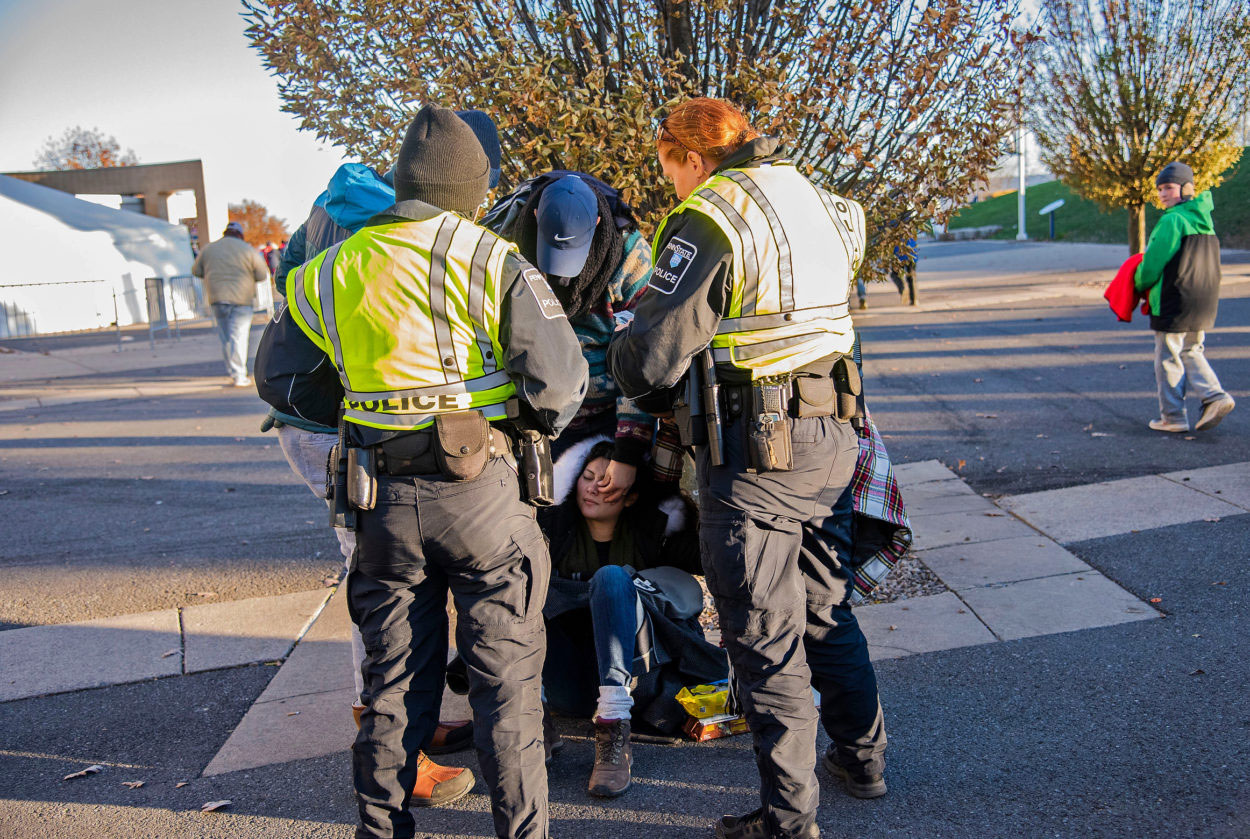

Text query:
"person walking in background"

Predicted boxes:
[[890, 237, 917, 306], [191, 220, 269, 386], [1136, 161, 1235, 433], [610, 97, 887, 839]]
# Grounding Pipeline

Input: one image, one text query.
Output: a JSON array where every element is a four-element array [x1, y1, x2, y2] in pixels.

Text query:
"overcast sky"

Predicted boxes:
[[0, 0, 349, 229]]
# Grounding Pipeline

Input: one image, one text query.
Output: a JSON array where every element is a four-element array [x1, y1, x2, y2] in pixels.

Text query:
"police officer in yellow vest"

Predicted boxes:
[[287, 106, 587, 839], [608, 98, 887, 839]]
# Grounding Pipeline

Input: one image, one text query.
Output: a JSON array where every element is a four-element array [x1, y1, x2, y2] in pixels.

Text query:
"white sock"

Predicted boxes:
[[594, 685, 633, 722]]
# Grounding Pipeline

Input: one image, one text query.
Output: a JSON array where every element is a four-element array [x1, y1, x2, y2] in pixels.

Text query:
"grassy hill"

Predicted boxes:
[[948, 153, 1249, 248]]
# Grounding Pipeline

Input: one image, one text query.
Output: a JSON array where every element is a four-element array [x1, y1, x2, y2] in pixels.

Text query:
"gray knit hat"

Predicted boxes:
[[1156, 161, 1194, 187], [393, 105, 490, 215]]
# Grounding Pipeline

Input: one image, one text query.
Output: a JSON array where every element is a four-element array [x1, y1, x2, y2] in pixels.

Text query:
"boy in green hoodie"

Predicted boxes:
[[1134, 161, 1235, 433]]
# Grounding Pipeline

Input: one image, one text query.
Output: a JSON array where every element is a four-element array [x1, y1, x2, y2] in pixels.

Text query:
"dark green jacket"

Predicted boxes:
[[1134, 191, 1221, 332]]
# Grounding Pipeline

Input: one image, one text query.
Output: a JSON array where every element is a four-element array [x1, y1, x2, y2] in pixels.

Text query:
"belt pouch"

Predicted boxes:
[[793, 376, 837, 418], [747, 382, 793, 473], [346, 447, 377, 510], [434, 411, 491, 481], [831, 356, 863, 422]]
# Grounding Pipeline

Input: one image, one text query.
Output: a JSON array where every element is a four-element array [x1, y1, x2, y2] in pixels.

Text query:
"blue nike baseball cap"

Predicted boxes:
[[535, 176, 598, 279]]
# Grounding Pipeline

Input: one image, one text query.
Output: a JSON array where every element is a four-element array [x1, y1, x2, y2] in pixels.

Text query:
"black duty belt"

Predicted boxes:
[[374, 427, 512, 476], [721, 373, 854, 422]]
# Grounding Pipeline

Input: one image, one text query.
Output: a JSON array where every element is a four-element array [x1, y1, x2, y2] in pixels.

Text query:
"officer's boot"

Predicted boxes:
[[587, 717, 631, 797], [351, 702, 476, 806], [543, 703, 564, 766], [715, 808, 821, 838], [822, 750, 887, 799], [425, 719, 474, 755]]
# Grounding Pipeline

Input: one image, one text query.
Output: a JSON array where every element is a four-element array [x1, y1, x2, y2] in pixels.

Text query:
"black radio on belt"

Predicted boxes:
[[747, 377, 793, 473]]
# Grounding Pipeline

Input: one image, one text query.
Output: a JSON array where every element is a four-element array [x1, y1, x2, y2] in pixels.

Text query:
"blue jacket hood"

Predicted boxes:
[[318, 163, 395, 233]]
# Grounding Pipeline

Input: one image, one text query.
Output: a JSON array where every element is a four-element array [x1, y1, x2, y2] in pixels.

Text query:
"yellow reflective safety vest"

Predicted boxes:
[[285, 212, 519, 431], [656, 161, 865, 378]]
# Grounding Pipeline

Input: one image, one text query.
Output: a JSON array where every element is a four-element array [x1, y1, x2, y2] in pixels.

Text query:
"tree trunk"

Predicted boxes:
[[1128, 203, 1147, 255]]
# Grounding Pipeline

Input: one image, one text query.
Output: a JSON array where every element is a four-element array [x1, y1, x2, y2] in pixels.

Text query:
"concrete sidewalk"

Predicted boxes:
[[0, 318, 267, 412], [0, 458, 1165, 779]]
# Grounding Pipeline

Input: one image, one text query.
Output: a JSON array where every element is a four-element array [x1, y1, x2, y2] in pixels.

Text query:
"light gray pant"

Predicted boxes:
[[1154, 331, 1227, 423], [211, 302, 253, 381], [277, 424, 365, 700]]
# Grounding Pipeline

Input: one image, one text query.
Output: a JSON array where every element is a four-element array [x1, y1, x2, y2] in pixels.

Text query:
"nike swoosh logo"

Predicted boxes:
[[553, 234, 577, 242]]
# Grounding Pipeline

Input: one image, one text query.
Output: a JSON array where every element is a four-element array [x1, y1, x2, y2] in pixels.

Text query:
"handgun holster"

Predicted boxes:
[[346, 447, 377, 510]]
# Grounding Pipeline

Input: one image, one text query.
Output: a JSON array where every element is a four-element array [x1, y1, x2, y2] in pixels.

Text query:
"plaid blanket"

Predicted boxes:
[[848, 413, 912, 604]]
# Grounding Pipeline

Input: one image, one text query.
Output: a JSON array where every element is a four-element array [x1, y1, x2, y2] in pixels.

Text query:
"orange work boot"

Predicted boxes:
[[352, 704, 475, 806], [412, 751, 475, 807]]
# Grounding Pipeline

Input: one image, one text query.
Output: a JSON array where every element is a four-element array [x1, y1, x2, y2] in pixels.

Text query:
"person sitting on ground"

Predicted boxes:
[[540, 438, 727, 800], [1135, 161, 1235, 433]]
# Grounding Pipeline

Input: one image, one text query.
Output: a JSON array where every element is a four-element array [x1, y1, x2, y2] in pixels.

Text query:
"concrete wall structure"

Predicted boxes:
[[2, 160, 223, 250]]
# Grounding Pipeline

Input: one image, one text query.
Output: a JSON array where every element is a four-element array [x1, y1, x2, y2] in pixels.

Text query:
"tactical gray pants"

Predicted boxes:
[[697, 415, 887, 839], [348, 457, 549, 839]]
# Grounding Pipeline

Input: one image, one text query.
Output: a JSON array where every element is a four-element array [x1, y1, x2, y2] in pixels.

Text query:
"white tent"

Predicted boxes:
[[0, 174, 196, 338]]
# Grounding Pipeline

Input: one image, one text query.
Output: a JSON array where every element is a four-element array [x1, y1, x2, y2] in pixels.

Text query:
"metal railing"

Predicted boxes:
[[0, 275, 212, 346]]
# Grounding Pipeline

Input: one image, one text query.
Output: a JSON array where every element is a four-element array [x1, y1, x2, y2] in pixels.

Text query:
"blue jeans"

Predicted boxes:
[[544, 565, 643, 715], [589, 565, 643, 688], [211, 302, 253, 381]]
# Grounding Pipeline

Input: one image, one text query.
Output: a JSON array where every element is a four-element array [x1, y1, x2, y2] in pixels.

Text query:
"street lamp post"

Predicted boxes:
[[1016, 124, 1028, 241]]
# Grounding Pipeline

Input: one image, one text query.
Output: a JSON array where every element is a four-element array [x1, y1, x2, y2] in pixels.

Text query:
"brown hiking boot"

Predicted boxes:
[[588, 717, 632, 798], [543, 703, 564, 766], [412, 751, 475, 807]]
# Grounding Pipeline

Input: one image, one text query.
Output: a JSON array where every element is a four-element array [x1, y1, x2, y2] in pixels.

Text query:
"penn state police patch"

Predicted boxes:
[[522, 268, 566, 319], [648, 237, 698, 295]]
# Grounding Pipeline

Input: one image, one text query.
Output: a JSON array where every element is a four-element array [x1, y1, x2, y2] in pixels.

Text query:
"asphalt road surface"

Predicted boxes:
[[0, 241, 1246, 838]]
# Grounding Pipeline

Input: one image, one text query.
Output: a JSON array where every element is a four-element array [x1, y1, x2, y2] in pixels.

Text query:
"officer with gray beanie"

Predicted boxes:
[[284, 102, 588, 838], [392, 106, 492, 216]]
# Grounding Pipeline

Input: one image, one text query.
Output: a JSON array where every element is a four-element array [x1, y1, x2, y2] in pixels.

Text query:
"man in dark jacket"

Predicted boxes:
[[1135, 161, 1235, 433]]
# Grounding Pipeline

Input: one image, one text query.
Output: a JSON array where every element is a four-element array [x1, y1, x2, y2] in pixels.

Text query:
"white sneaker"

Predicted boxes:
[[1148, 417, 1189, 433], [232, 377, 252, 388], [1194, 396, 1235, 432]]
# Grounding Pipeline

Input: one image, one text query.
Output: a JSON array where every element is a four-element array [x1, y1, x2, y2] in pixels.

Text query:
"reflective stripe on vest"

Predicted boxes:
[[289, 261, 323, 340], [657, 163, 864, 377], [285, 212, 518, 431]]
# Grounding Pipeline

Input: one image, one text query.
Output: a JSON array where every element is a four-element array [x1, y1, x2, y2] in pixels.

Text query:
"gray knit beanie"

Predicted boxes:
[[1156, 161, 1194, 187], [393, 105, 490, 215]]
